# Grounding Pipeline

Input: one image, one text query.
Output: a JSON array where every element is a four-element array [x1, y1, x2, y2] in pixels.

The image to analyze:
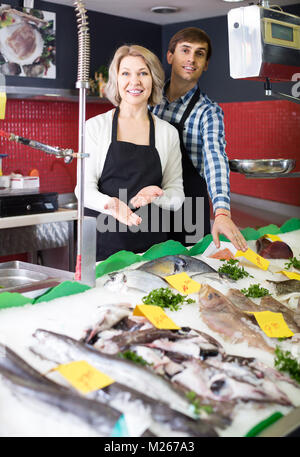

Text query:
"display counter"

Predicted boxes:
[[0, 218, 299, 438]]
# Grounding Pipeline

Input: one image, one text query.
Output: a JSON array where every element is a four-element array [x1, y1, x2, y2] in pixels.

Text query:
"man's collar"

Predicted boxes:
[[163, 80, 199, 104]]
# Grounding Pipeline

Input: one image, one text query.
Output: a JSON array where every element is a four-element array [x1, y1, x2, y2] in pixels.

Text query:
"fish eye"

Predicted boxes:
[[210, 378, 226, 394]]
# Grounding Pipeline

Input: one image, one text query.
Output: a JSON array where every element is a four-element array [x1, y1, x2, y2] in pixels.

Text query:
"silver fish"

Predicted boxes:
[[82, 303, 132, 344], [0, 365, 121, 436], [0, 342, 66, 389], [137, 255, 219, 278], [110, 327, 195, 352], [0, 344, 217, 437], [30, 329, 198, 420], [104, 270, 167, 294], [172, 360, 293, 406], [94, 382, 218, 437]]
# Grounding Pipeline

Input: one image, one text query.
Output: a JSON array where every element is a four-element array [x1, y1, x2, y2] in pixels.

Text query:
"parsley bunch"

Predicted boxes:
[[218, 259, 252, 281], [274, 346, 300, 384], [142, 287, 195, 312], [241, 284, 270, 298], [284, 257, 300, 271]]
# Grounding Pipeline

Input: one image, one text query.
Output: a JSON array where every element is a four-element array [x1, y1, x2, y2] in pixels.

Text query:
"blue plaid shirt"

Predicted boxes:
[[152, 83, 231, 213]]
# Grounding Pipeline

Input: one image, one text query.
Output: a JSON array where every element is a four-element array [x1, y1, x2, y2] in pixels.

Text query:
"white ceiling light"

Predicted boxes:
[[221, 0, 244, 3], [150, 6, 180, 14]]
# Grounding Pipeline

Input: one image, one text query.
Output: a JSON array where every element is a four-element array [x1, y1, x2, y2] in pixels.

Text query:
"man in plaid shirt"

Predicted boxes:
[[152, 27, 247, 251]]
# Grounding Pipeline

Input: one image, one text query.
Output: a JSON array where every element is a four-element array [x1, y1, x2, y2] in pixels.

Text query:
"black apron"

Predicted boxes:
[[169, 87, 211, 246], [85, 108, 168, 261]]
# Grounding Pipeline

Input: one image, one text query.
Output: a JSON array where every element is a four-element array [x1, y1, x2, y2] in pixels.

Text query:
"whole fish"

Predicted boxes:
[[198, 285, 274, 353], [94, 382, 218, 437], [81, 303, 132, 344], [0, 343, 67, 390], [104, 270, 167, 294], [260, 295, 300, 334], [110, 328, 195, 352], [146, 328, 222, 360], [172, 360, 292, 406], [268, 279, 300, 295], [30, 329, 201, 420], [226, 289, 261, 313], [137, 255, 219, 278], [221, 353, 300, 388], [0, 366, 122, 436], [227, 289, 300, 334], [0, 344, 217, 437]]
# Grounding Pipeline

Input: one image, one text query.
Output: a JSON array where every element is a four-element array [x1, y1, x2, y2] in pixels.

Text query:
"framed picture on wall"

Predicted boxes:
[[0, 4, 56, 78]]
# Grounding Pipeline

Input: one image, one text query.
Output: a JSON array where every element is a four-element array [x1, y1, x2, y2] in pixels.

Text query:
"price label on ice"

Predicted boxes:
[[279, 270, 300, 281], [54, 360, 115, 394], [263, 234, 282, 242], [133, 304, 180, 330], [248, 311, 294, 338], [165, 272, 201, 295], [235, 248, 270, 271]]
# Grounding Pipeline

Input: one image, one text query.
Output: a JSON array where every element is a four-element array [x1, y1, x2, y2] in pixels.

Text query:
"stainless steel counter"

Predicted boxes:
[[0, 207, 78, 271]]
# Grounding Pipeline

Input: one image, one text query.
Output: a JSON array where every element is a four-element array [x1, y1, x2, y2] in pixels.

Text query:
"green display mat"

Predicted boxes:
[[0, 217, 299, 310]]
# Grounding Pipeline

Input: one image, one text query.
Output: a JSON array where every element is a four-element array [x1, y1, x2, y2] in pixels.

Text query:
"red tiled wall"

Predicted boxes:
[[1, 98, 299, 206], [0, 99, 113, 193], [221, 100, 300, 207]]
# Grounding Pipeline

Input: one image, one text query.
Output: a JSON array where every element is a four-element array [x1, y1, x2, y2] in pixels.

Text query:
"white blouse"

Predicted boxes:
[[75, 109, 184, 215]]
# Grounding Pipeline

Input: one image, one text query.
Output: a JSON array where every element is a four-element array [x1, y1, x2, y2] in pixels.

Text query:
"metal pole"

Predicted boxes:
[[73, 1, 90, 281]]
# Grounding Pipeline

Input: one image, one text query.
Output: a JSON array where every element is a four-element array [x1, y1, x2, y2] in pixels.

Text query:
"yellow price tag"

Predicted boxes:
[[263, 234, 282, 242], [0, 92, 6, 120], [133, 304, 180, 330], [248, 311, 294, 338], [235, 248, 270, 270], [54, 360, 115, 394], [165, 272, 201, 295], [279, 270, 300, 281]]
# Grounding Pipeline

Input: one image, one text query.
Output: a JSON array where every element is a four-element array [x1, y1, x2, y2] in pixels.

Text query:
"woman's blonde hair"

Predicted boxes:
[[105, 45, 165, 106]]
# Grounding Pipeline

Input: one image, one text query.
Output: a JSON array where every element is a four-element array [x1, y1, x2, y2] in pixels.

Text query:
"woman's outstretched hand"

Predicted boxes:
[[130, 185, 163, 208], [104, 197, 142, 226]]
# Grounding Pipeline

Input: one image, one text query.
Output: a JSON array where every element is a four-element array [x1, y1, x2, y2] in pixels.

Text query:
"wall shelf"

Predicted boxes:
[[5, 86, 110, 104]]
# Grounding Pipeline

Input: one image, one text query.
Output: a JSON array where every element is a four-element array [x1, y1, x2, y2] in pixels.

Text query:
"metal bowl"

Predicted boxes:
[[229, 159, 296, 175], [61, 202, 78, 210]]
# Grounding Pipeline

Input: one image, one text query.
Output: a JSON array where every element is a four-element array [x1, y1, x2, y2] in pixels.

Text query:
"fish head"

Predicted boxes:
[[198, 285, 227, 311], [104, 272, 127, 291], [208, 373, 233, 401], [173, 256, 187, 273]]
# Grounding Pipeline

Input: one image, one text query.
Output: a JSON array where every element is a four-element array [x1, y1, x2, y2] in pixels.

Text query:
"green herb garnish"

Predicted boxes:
[[241, 284, 270, 298], [186, 391, 213, 416], [274, 346, 300, 384], [142, 287, 195, 311], [118, 350, 150, 366], [284, 257, 300, 271], [218, 259, 252, 281]]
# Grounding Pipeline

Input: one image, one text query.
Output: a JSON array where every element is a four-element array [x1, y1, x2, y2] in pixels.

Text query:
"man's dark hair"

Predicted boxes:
[[168, 27, 212, 61]]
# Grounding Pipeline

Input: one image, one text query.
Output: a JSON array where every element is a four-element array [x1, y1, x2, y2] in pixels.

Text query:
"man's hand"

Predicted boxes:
[[104, 197, 142, 226], [130, 186, 163, 209], [212, 209, 248, 252]]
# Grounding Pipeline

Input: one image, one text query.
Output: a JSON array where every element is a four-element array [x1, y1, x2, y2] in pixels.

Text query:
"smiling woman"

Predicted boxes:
[[105, 45, 164, 106], [75, 44, 184, 261]]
